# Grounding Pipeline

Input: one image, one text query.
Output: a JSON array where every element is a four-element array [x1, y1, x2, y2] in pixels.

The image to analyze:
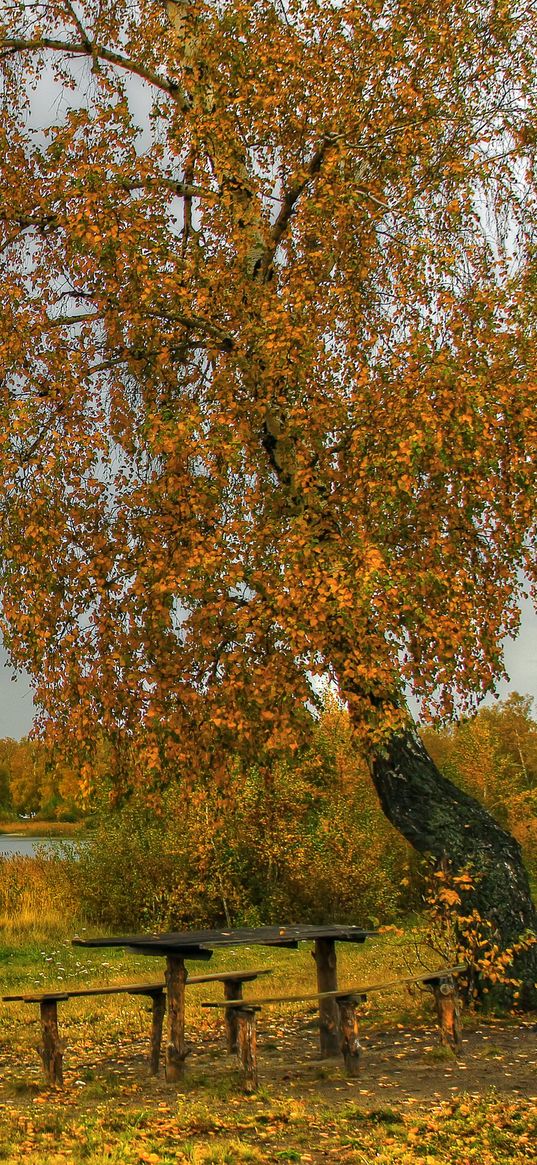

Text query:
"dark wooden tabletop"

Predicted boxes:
[[72, 924, 377, 957]]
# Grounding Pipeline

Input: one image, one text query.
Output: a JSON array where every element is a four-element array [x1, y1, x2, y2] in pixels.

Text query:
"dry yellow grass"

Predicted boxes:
[[0, 854, 78, 943], [0, 821, 83, 837]]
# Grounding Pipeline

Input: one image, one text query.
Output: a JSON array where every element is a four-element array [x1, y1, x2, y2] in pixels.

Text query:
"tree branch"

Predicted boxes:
[[0, 211, 58, 231], [44, 311, 103, 329], [121, 177, 214, 201], [61, 0, 91, 46], [270, 136, 337, 251], [250, 135, 338, 284], [144, 309, 234, 349], [0, 37, 189, 106]]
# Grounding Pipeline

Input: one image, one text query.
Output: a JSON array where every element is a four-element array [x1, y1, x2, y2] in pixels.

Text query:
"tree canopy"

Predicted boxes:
[[0, 0, 536, 786]]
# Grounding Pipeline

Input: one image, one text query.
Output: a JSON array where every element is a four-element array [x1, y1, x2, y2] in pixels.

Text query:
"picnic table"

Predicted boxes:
[[73, 924, 376, 1078]]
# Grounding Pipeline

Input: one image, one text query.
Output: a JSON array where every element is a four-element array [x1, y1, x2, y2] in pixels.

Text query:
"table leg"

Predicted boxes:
[[148, 988, 166, 1076], [224, 979, 243, 1053], [313, 937, 340, 1057], [165, 955, 187, 1080], [236, 1006, 259, 1092]]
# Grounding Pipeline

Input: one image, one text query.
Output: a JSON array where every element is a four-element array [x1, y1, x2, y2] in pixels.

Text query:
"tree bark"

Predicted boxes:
[[337, 995, 363, 1077], [369, 721, 537, 1007], [428, 977, 461, 1051], [148, 988, 166, 1076]]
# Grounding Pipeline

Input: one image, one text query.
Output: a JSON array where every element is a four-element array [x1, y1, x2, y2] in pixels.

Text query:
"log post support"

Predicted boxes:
[[337, 993, 364, 1078], [313, 937, 340, 1057], [428, 976, 461, 1051], [223, 979, 243, 1053], [165, 955, 188, 1080], [148, 988, 166, 1076], [236, 1005, 259, 1093], [37, 999, 64, 1087]]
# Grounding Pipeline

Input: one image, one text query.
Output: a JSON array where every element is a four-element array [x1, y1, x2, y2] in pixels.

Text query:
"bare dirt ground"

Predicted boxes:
[[0, 1012, 534, 1165], [57, 1014, 537, 1106], [256, 1016, 537, 1106], [0, 1007, 535, 1110]]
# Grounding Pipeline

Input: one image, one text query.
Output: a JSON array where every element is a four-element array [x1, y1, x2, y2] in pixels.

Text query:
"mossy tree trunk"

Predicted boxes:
[[368, 721, 537, 1007]]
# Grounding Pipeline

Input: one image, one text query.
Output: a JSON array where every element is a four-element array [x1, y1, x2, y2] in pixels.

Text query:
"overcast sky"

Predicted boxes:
[[0, 598, 535, 739]]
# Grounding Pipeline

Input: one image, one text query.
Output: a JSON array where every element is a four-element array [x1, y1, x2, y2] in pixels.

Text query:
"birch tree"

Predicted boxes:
[[1, 0, 536, 994]]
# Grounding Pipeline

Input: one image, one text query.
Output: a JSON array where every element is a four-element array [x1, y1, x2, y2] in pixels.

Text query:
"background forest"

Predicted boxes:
[[1, 693, 535, 934]]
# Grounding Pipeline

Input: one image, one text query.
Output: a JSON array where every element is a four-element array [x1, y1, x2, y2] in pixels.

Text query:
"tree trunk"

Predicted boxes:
[[368, 721, 537, 1007]]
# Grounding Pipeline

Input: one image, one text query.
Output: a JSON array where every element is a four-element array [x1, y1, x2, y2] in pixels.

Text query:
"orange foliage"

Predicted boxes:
[[0, 3, 536, 780], [424, 867, 537, 1005]]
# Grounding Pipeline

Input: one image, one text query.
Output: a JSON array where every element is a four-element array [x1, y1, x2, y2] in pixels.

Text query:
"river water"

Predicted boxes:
[[0, 835, 71, 858]]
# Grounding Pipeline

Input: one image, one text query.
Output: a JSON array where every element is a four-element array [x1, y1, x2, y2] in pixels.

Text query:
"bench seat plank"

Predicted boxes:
[[201, 964, 466, 1008], [187, 969, 272, 985], [2, 967, 272, 1004], [2, 984, 164, 1003], [202, 964, 465, 1086]]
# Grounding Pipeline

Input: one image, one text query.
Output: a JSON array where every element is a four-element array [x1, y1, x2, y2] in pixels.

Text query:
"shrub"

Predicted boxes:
[[72, 719, 409, 931]]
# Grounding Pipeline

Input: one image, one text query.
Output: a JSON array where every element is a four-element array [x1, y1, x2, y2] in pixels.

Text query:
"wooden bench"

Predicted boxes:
[[3, 967, 272, 1086], [202, 965, 465, 1091]]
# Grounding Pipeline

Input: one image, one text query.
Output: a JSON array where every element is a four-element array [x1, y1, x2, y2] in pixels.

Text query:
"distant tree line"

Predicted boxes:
[[0, 738, 81, 820]]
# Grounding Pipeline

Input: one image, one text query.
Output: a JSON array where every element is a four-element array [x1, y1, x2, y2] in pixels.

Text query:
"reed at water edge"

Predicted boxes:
[[0, 851, 78, 943]]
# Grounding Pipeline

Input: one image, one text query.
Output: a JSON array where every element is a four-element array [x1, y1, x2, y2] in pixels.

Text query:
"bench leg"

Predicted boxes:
[[431, 978, 461, 1051], [165, 956, 188, 1080], [148, 989, 166, 1076], [337, 996, 363, 1078], [224, 980, 243, 1053], [313, 937, 340, 1057], [236, 1006, 258, 1092], [37, 1000, 64, 1087]]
